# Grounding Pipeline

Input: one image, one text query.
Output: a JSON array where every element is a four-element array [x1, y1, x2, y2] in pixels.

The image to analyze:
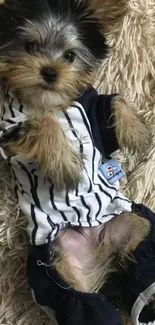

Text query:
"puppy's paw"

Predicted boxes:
[[56, 142, 84, 192], [112, 96, 149, 154], [5, 116, 84, 191]]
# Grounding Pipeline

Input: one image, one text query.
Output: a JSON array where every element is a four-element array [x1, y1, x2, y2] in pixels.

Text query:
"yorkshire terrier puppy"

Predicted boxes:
[[0, 0, 148, 190], [0, 1, 154, 325]]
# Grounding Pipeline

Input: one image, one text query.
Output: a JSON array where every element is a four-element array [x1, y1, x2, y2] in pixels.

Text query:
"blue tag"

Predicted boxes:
[[99, 158, 125, 184]]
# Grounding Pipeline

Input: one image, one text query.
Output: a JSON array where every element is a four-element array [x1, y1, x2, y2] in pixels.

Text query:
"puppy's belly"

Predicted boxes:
[[57, 225, 102, 270], [54, 213, 150, 292]]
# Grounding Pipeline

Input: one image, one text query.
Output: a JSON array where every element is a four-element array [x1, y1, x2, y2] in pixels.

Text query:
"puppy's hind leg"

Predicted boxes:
[[87, 213, 151, 293], [112, 96, 149, 154]]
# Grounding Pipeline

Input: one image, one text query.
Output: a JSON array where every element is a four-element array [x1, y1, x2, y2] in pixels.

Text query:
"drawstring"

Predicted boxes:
[[37, 259, 71, 290], [37, 259, 51, 267], [46, 268, 71, 290]]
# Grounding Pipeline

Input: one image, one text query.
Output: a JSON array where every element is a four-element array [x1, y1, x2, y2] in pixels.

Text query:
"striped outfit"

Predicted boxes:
[[0, 87, 132, 245], [1, 86, 155, 325]]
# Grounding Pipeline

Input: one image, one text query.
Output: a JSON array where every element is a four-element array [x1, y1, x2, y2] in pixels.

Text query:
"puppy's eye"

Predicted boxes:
[[25, 40, 40, 53], [63, 51, 76, 63]]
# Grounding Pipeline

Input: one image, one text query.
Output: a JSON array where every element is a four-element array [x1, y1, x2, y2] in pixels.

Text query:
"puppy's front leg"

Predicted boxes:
[[112, 96, 149, 153], [2, 116, 84, 191]]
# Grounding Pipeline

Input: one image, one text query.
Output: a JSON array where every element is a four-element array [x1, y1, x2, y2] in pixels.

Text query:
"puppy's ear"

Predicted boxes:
[[89, 0, 128, 32]]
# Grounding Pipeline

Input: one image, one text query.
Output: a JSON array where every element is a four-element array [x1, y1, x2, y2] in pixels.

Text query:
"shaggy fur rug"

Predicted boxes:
[[0, 0, 155, 324]]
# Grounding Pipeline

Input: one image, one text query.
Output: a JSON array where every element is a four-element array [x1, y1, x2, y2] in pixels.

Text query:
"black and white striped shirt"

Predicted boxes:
[[0, 87, 132, 245]]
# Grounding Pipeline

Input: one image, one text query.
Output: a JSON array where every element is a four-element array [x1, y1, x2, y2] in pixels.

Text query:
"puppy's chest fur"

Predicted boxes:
[[2, 89, 98, 163]]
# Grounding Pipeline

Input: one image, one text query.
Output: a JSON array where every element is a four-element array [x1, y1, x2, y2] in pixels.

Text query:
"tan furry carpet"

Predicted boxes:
[[1, 1, 155, 324]]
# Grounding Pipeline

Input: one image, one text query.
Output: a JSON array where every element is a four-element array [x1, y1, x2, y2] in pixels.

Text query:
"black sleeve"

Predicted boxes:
[[78, 88, 119, 157]]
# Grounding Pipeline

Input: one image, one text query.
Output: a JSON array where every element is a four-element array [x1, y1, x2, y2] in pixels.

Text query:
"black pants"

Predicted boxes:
[[27, 202, 155, 325]]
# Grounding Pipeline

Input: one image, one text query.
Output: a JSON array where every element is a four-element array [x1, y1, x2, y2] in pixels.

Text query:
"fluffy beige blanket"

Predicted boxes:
[[0, 0, 155, 324]]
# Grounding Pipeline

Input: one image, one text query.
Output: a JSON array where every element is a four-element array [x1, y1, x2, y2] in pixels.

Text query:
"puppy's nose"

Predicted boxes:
[[41, 67, 57, 83]]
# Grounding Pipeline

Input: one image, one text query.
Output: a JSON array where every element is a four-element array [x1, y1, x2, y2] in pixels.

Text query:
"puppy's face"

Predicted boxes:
[[0, 0, 107, 109]]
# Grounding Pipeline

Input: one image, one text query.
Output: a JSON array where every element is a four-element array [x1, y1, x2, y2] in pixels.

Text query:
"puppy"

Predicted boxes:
[[0, 0, 148, 190], [0, 1, 152, 324]]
